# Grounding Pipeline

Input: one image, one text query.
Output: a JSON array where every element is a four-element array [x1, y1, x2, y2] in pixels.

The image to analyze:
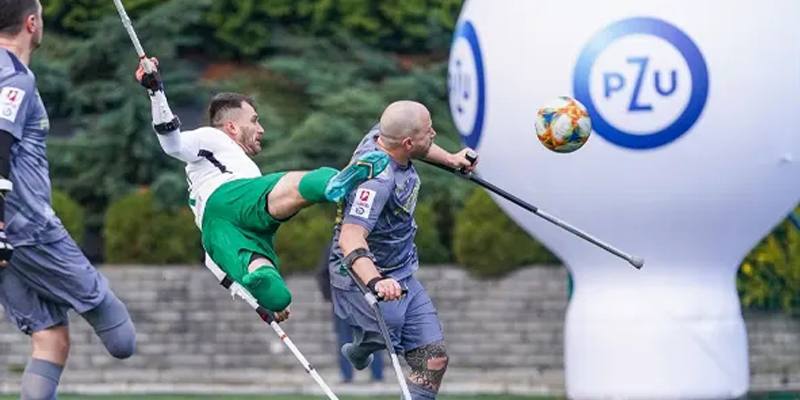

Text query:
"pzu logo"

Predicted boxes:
[[604, 57, 677, 112], [573, 17, 709, 150], [448, 21, 485, 149]]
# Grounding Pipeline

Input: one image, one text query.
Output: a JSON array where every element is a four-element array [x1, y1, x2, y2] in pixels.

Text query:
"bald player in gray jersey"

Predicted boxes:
[[0, 1, 136, 399], [330, 101, 477, 400]]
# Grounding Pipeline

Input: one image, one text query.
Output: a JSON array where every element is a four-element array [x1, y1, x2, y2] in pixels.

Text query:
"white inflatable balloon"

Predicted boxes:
[[448, 1, 800, 398]]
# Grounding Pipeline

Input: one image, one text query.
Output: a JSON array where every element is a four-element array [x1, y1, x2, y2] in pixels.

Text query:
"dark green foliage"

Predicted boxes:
[[29, 33, 74, 119], [204, 0, 276, 58], [453, 189, 561, 277], [41, 0, 207, 230], [44, 0, 162, 36], [415, 200, 450, 264], [274, 204, 336, 274], [416, 162, 473, 259], [103, 190, 200, 264], [151, 172, 190, 212], [265, 33, 400, 99], [51, 189, 85, 245], [44, 0, 463, 59], [260, 111, 367, 172], [202, 0, 462, 58], [738, 209, 800, 315]]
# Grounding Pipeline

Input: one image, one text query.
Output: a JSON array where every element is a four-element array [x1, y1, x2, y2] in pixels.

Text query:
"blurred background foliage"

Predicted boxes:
[[31, 0, 797, 315], [737, 207, 800, 316]]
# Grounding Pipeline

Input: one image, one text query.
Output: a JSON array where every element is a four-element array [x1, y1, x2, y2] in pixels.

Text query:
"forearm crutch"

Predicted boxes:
[[204, 258, 340, 400], [420, 151, 644, 269], [343, 265, 412, 400]]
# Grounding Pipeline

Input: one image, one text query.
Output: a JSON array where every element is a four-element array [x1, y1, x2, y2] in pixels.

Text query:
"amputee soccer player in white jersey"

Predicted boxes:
[[135, 59, 389, 321]]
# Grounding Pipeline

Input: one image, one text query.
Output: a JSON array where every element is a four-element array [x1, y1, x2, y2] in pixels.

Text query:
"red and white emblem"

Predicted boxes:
[[349, 188, 376, 218], [0, 87, 26, 123]]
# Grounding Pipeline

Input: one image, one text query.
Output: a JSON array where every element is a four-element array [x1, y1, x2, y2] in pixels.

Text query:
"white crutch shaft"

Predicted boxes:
[[112, 0, 155, 73], [204, 258, 340, 400]]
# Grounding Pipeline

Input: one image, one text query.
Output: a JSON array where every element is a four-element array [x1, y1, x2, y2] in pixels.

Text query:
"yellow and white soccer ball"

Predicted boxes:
[[534, 96, 592, 153]]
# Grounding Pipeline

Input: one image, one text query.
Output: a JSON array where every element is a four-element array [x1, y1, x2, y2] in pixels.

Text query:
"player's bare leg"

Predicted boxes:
[[267, 171, 313, 220], [267, 151, 390, 220], [21, 326, 69, 400]]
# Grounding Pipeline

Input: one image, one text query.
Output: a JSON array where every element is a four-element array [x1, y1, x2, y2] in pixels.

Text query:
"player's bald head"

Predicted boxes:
[[379, 101, 431, 147]]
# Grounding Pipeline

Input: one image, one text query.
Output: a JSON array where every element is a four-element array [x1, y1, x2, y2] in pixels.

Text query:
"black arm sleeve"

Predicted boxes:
[[0, 129, 14, 222]]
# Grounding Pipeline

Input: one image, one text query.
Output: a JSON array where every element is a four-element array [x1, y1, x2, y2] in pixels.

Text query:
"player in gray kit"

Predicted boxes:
[[0, 1, 136, 398], [329, 101, 477, 400]]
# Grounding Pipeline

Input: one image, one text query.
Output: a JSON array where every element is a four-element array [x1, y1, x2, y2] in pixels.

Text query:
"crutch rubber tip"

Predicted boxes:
[[629, 256, 645, 269]]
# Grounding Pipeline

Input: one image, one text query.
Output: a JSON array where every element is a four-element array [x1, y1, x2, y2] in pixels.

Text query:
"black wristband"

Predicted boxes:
[[154, 116, 181, 134], [342, 247, 375, 268], [366, 276, 386, 294]]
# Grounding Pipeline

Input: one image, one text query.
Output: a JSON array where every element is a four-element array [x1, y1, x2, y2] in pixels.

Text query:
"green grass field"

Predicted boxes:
[[0, 396, 555, 400]]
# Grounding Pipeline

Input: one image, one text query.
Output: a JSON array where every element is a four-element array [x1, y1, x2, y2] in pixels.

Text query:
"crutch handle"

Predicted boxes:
[[465, 149, 478, 164], [255, 306, 275, 323], [458, 149, 479, 174], [375, 287, 409, 301]]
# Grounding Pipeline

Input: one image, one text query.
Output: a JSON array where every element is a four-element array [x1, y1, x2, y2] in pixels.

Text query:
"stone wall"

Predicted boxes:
[[0, 265, 797, 396]]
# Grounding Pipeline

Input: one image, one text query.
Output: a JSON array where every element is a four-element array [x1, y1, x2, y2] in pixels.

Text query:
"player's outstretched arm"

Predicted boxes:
[[135, 58, 200, 163], [423, 143, 478, 173]]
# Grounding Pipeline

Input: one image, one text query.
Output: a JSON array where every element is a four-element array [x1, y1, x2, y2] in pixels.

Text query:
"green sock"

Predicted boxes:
[[298, 167, 338, 203], [241, 267, 292, 312]]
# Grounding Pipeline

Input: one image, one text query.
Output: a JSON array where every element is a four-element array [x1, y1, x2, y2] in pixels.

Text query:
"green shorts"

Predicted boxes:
[[201, 173, 288, 282]]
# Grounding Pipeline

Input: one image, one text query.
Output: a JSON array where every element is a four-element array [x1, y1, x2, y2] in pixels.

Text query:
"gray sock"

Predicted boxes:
[[20, 358, 62, 400], [408, 380, 437, 400]]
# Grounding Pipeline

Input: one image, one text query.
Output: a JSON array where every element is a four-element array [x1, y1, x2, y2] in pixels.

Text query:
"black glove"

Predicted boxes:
[[139, 70, 164, 93], [0, 228, 13, 263]]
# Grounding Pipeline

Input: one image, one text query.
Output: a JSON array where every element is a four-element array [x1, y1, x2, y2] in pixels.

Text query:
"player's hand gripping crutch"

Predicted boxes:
[[343, 261, 412, 400], [420, 150, 645, 270], [113, 0, 177, 124], [204, 257, 340, 400]]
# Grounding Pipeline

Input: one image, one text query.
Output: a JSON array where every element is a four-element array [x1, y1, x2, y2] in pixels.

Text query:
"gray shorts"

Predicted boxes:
[[0, 235, 109, 335], [332, 274, 444, 355]]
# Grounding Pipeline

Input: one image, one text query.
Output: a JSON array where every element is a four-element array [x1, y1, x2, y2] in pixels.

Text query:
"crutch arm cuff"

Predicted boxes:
[[154, 116, 181, 134], [342, 247, 376, 268]]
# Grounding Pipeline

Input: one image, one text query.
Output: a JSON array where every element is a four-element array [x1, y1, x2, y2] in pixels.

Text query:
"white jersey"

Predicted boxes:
[[156, 126, 261, 227]]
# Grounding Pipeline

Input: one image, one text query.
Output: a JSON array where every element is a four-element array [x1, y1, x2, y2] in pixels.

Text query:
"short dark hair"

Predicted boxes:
[[0, 0, 38, 36], [208, 92, 256, 127]]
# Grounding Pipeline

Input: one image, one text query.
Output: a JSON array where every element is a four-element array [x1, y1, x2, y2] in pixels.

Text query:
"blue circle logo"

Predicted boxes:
[[573, 17, 709, 150], [448, 21, 486, 149]]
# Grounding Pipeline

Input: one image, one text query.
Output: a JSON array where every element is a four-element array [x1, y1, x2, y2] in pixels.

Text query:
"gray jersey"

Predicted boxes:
[[329, 127, 421, 290], [0, 49, 66, 246]]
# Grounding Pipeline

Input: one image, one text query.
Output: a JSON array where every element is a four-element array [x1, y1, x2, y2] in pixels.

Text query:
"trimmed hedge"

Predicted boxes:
[[103, 189, 200, 264], [738, 209, 800, 315], [51, 189, 85, 245], [415, 200, 450, 264], [274, 203, 337, 275], [453, 189, 560, 277]]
